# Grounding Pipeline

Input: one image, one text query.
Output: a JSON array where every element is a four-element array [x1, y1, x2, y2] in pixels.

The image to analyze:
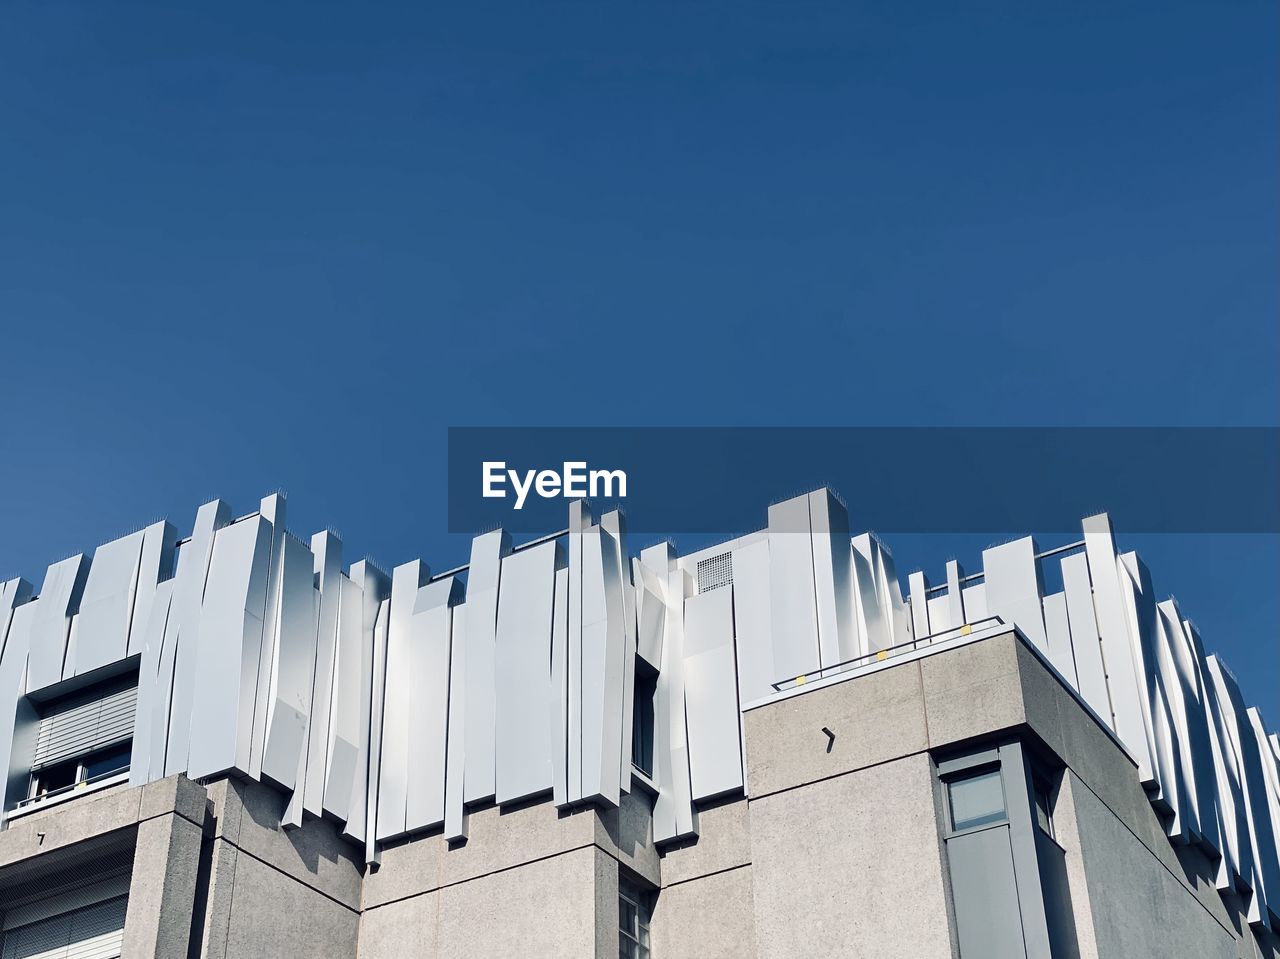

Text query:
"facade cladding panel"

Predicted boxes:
[[0, 489, 1275, 959]]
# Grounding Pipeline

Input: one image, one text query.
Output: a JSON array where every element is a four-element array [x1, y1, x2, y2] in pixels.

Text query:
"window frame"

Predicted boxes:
[[942, 763, 1009, 835], [618, 879, 652, 959], [630, 657, 658, 778], [26, 739, 134, 805]]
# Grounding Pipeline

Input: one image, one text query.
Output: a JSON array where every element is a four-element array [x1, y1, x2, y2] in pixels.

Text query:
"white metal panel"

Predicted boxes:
[[851, 534, 890, 654], [364, 597, 390, 864], [1248, 705, 1280, 918], [652, 563, 697, 844], [961, 583, 987, 621], [126, 522, 177, 659], [981, 538, 1047, 654], [69, 531, 146, 678], [1116, 553, 1173, 797], [567, 503, 589, 807], [163, 500, 232, 778], [406, 576, 460, 832], [1178, 618, 1224, 858], [1041, 592, 1077, 685], [261, 535, 318, 793], [875, 542, 911, 648], [128, 578, 172, 788], [462, 530, 509, 805], [730, 539, 773, 705], [1208, 657, 1280, 927], [600, 511, 636, 794], [683, 588, 743, 799], [247, 493, 286, 782], [1061, 552, 1110, 725], [944, 560, 966, 629], [1150, 601, 1202, 844], [576, 525, 625, 807], [376, 560, 428, 840], [927, 595, 954, 635], [0, 578, 33, 663], [634, 556, 666, 671], [549, 566, 569, 808], [28, 556, 89, 692], [185, 517, 272, 780], [323, 572, 365, 825], [0, 599, 37, 809], [908, 571, 931, 642], [495, 542, 558, 805], [808, 490, 855, 666], [300, 531, 343, 820], [768, 496, 821, 681], [443, 602, 469, 841], [1083, 513, 1154, 782], [339, 561, 387, 845]]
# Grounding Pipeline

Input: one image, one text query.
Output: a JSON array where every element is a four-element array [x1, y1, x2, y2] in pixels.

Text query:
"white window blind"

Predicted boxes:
[[1, 896, 127, 959], [30, 686, 137, 772]]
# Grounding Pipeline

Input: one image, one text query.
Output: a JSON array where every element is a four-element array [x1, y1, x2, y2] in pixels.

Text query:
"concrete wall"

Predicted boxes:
[[736, 628, 1273, 959], [652, 799, 757, 959], [0, 774, 207, 958], [359, 787, 660, 958], [195, 777, 362, 959], [750, 751, 956, 959]]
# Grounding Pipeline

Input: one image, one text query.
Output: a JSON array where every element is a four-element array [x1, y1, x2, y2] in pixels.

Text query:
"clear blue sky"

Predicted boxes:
[[1, 2, 1276, 711]]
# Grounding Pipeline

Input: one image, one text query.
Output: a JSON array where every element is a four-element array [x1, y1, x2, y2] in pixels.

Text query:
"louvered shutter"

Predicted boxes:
[[31, 686, 137, 771], [1, 896, 127, 959]]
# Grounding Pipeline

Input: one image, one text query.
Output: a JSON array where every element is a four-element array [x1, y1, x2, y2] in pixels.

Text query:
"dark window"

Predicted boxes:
[[27, 740, 133, 803], [83, 741, 133, 781], [619, 880, 652, 959], [1032, 771, 1055, 838], [631, 659, 657, 777], [30, 759, 79, 799]]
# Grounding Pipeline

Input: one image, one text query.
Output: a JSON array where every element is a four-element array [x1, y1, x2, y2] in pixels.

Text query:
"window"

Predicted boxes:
[[1032, 771, 1055, 838], [24, 674, 137, 806], [631, 659, 657, 777], [28, 741, 133, 803], [618, 881, 652, 959], [946, 767, 1007, 831], [1, 895, 127, 959]]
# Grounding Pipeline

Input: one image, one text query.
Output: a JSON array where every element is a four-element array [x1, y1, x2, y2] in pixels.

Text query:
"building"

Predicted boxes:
[[0, 489, 1276, 958]]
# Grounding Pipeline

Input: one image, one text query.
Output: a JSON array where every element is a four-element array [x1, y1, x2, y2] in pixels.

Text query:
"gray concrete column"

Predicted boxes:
[[122, 775, 208, 958]]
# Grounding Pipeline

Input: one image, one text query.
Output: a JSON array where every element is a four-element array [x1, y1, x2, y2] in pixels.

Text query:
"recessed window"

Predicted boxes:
[[28, 740, 133, 803], [23, 672, 137, 807], [1032, 772, 1055, 837], [631, 659, 657, 777], [947, 767, 1007, 831], [619, 881, 652, 959]]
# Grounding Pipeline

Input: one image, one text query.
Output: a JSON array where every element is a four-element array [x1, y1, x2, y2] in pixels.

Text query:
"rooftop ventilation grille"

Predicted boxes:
[[696, 552, 733, 594]]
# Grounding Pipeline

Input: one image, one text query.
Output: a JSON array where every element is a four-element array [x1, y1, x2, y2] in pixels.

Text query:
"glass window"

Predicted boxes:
[[631, 660, 657, 777], [948, 768, 1007, 831], [1032, 772, 1054, 837], [30, 759, 79, 799], [83, 741, 133, 781], [619, 881, 652, 959]]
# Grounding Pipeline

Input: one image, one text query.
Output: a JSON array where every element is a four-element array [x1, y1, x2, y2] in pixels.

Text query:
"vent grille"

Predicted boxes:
[[696, 552, 733, 593], [31, 685, 137, 772]]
